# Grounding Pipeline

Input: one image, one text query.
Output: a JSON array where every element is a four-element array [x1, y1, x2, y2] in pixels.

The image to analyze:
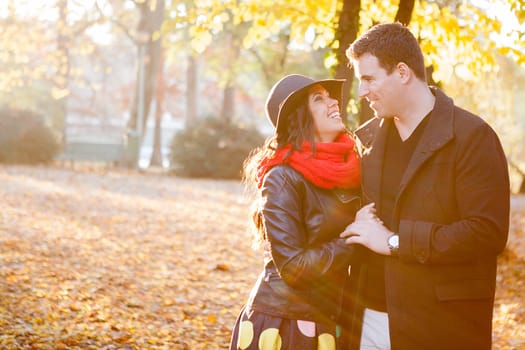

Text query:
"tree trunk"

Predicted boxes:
[[333, 0, 361, 123], [220, 18, 242, 123], [520, 179, 525, 193], [508, 159, 525, 193], [56, 0, 70, 143], [357, 0, 416, 124], [150, 50, 164, 167], [395, 0, 415, 25], [129, 0, 164, 142], [358, 99, 375, 124], [186, 54, 198, 126], [395, 0, 440, 86], [221, 84, 235, 123], [425, 65, 441, 87]]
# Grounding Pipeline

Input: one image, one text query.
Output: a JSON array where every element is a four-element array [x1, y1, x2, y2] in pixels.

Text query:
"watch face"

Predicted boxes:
[[389, 235, 399, 247]]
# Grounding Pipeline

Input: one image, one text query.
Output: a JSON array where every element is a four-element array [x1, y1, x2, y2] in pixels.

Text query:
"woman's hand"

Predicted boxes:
[[341, 203, 393, 255], [354, 202, 381, 223]]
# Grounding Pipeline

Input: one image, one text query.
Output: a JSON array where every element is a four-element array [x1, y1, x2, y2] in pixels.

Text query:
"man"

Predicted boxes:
[[341, 22, 510, 350]]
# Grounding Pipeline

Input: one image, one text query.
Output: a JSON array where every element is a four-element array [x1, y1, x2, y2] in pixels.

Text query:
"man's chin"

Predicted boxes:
[[371, 109, 382, 118], [369, 109, 393, 120]]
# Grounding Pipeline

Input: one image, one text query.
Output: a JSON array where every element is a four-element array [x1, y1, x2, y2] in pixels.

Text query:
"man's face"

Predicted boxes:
[[353, 53, 401, 119]]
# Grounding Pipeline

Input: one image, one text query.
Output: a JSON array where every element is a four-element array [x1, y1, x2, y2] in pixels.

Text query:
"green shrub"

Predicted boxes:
[[170, 117, 266, 179], [0, 108, 61, 164]]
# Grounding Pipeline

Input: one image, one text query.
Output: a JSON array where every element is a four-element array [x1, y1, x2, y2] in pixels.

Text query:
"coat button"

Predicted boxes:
[[415, 250, 427, 262]]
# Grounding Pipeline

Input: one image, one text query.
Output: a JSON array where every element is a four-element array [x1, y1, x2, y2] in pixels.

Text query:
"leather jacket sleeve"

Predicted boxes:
[[260, 166, 358, 288]]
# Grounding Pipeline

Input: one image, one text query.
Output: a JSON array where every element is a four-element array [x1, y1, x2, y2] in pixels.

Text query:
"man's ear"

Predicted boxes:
[[397, 62, 411, 83]]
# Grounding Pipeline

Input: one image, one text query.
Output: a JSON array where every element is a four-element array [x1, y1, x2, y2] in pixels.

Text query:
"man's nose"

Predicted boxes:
[[358, 83, 369, 99]]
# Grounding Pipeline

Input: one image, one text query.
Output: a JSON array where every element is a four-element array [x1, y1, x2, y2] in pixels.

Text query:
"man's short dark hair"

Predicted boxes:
[[346, 22, 427, 82]]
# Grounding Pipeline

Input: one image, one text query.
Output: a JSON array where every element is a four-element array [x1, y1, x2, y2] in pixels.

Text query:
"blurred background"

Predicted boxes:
[[1, 0, 524, 188]]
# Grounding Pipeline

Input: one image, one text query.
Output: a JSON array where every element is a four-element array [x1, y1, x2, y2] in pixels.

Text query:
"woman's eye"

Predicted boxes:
[[313, 94, 323, 101]]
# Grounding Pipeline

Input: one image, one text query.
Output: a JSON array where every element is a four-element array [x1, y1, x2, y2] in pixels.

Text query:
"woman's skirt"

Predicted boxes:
[[229, 306, 341, 350]]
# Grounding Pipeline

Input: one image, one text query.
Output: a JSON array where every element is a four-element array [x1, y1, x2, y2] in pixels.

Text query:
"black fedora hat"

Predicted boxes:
[[265, 74, 345, 133]]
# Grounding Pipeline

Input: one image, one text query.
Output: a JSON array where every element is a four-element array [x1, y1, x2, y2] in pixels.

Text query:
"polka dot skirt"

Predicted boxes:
[[229, 307, 340, 350]]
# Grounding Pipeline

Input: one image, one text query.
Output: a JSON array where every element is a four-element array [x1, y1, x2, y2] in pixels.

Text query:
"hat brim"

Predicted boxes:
[[275, 79, 345, 133]]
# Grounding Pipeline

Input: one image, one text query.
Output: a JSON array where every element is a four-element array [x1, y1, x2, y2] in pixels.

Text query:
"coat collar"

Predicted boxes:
[[354, 87, 456, 201], [355, 87, 454, 150]]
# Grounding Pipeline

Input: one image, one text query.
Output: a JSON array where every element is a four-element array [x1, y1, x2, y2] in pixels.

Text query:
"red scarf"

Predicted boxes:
[[257, 133, 360, 189]]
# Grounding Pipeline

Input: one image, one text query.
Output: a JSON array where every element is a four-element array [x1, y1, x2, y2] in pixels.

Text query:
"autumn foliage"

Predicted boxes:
[[0, 165, 523, 349]]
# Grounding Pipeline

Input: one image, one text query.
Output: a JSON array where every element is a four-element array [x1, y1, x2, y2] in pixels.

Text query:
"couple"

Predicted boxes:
[[230, 23, 510, 350]]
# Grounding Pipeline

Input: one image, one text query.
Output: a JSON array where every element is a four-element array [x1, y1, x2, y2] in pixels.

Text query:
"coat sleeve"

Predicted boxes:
[[398, 123, 510, 264], [260, 166, 357, 288]]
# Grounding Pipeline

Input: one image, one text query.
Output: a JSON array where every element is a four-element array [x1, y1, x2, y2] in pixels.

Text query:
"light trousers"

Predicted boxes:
[[360, 308, 391, 350]]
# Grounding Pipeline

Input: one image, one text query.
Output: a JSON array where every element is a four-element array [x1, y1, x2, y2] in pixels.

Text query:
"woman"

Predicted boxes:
[[230, 74, 362, 350]]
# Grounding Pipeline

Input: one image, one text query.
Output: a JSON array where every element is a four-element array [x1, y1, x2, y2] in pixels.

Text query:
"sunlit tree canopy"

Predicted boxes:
[[171, 0, 525, 82]]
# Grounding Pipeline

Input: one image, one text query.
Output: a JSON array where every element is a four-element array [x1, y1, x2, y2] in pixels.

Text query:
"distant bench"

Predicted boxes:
[[55, 141, 128, 165]]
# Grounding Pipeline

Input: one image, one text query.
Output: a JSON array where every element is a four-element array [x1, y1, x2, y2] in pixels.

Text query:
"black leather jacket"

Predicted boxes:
[[244, 165, 361, 324]]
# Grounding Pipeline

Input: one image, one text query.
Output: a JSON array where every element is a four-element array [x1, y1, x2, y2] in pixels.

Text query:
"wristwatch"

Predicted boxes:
[[387, 234, 399, 256]]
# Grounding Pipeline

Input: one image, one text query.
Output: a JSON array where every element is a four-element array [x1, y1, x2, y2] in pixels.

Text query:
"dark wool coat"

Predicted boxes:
[[351, 87, 510, 350]]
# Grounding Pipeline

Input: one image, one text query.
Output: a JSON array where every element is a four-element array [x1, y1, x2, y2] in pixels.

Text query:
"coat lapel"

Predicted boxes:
[[355, 88, 456, 212], [355, 117, 389, 205], [396, 88, 455, 200]]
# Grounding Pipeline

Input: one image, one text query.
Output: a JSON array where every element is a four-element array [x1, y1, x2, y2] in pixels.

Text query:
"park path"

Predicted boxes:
[[0, 165, 523, 349]]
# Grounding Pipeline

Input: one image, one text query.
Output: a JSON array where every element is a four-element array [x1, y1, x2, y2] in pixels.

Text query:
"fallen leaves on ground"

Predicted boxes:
[[0, 165, 523, 349]]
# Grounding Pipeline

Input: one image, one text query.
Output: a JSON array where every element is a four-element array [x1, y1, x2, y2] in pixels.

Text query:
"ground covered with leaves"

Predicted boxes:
[[0, 165, 523, 349]]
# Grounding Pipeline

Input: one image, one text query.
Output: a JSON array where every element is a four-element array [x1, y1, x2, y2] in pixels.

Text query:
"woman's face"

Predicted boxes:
[[307, 84, 345, 142]]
